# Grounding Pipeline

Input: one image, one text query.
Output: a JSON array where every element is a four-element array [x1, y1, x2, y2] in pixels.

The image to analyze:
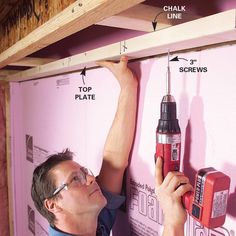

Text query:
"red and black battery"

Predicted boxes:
[[183, 168, 230, 228]]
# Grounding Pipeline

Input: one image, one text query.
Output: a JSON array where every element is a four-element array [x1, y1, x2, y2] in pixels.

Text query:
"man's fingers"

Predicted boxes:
[[96, 60, 114, 69], [155, 157, 163, 187], [162, 171, 184, 187], [174, 183, 194, 197], [167, 175, 190, 192], [96, 56, 128, 69], [119, 55, 128, 67]]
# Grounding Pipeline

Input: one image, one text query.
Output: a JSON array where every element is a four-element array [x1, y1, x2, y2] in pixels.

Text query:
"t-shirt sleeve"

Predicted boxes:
[[97, 189, 125, 235]]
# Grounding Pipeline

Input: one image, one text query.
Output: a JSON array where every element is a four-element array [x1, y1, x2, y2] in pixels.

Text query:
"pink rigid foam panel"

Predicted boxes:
[[10, 44, 236, 236]]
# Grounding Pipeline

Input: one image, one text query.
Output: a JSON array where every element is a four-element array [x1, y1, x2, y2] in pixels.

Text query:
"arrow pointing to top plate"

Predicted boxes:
[[80, 67, 86, 85], [80, 67, 86, 76]]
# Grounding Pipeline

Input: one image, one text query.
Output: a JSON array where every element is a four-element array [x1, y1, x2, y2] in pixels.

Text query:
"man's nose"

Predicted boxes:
[[86, 174, 95, 185]]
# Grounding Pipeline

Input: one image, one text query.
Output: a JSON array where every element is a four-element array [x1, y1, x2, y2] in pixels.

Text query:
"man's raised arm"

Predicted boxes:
[[97, 56, 138, 194]]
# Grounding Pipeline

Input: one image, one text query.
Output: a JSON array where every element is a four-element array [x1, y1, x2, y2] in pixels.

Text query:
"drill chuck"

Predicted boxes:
[[157, 95, 180, 134]]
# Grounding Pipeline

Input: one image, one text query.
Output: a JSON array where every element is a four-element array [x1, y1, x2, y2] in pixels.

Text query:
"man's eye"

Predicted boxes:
[[72, 175, 80, 181]]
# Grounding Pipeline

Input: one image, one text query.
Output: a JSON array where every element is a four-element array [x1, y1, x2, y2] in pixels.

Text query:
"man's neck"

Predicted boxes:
[[54, 212, 98, 236]]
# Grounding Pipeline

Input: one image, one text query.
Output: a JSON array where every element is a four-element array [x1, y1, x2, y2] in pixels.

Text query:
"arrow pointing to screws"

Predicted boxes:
[[170, 56, 188, 62]]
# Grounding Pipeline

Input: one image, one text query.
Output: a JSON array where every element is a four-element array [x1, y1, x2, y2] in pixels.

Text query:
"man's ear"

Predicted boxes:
[[44, 198, 61, 213]]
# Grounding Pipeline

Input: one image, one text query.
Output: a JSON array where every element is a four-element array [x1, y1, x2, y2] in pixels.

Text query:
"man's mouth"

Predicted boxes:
[[89, 188, 100, 196]]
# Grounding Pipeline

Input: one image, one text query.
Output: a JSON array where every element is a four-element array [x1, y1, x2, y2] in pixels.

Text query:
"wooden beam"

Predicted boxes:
[[0, 0, 145, 69], [0, 70, 21, 78], [96, 4, 200, 32], [4, 9, 236, 82], [9, 57, 57, 67]]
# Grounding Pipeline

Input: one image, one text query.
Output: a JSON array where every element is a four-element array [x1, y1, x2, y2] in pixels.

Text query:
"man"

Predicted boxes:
[[31, 56, 192, 236], [31, 56, 138, 236]]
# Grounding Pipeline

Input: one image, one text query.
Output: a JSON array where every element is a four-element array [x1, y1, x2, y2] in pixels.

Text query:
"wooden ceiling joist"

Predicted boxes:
[[9, 57, 57, 67], [0, 0, 145, 70], [96, 4, 200, 32], [4, 9, 236, 82]]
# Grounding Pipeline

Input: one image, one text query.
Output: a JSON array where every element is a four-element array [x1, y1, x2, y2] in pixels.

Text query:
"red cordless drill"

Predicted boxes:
[[155, 51, 230, 228], [155, 50, 181, 177]]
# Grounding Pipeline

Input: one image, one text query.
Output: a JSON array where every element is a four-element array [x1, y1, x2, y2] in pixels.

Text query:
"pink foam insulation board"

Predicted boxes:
[[10, 43, 236, 235]]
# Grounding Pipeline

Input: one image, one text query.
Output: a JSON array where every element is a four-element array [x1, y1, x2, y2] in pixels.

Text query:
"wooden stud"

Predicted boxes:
[[4, 82, 14, 236], [4, 9, 236, 82]]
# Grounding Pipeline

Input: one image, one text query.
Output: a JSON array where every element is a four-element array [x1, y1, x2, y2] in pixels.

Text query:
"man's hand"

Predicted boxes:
[[96, 56, 138, 194], [155, 157, 193, 235], [96, 56, 138, 89]]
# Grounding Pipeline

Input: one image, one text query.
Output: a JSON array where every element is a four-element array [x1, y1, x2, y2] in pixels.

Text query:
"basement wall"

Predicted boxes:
[[10, 43, 236, 236]]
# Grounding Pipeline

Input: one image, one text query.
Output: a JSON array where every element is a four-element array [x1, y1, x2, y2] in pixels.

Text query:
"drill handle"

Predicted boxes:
[[182, 191, 194, 210], [155, 142, 181, 178]]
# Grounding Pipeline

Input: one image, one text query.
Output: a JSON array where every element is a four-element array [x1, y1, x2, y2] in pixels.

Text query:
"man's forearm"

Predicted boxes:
[[103, 84, 138, 168], [162, 224, 185, 236], [98, 83, 138, 194]]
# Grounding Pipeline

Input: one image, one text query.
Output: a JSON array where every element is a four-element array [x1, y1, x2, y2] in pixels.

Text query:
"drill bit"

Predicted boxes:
[[166, 50, 171, 95]]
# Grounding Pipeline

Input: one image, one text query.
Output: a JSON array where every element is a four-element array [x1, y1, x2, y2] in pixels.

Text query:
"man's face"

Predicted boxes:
[[51, 160, 107, 216]]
